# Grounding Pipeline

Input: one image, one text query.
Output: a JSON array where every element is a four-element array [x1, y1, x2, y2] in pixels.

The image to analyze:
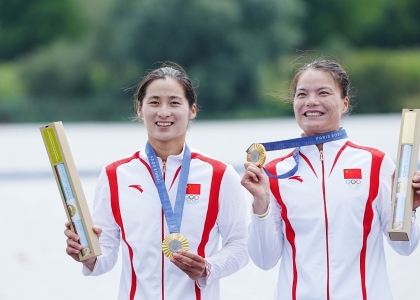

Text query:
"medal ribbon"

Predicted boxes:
[[146, 142, 191, 234], [247, 129, 348, 179]]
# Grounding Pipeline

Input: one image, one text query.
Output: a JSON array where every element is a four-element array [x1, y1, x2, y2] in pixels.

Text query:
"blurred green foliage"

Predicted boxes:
[[0, 0, 419, 122], [345, 50, 420, 114], [0, 0, 84, 60], [13, 0, 303, 121], [299, 0, 420, 49]]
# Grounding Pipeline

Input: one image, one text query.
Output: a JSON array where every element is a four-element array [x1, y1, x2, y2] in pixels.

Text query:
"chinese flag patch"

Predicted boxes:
[[343, 169, 362, 179], [186, 184, 201, 194]]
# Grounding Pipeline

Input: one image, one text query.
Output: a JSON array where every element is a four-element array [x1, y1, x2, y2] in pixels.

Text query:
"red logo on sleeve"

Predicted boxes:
[[343, 169, 362, 179]]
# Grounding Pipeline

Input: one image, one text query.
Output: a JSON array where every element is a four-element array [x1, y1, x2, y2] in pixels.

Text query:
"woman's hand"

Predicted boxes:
[[241, 162, 271, 215], [170, 250, 206, 280], [64, 222, 101, 270], [412, 171, 420, 211]]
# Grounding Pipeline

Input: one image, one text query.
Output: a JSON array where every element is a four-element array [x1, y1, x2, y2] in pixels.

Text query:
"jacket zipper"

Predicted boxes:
[[162, 160, 166, 178], [320, 149, 330, 299]]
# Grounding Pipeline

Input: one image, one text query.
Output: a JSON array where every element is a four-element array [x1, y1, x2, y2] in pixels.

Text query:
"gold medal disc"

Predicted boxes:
[[162, 233, 189, 259], [247, 143, 266, 166]]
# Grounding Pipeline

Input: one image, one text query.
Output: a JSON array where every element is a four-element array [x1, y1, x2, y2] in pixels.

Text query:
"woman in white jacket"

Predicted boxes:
[[64, 63, 249, 300], [241, 59, 420, 300]]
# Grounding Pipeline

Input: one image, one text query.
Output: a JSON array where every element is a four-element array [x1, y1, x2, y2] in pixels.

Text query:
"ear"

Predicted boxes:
[[342, 97, 349, 114], [137, 105, 143, 120], [190, 104, 197, 120]]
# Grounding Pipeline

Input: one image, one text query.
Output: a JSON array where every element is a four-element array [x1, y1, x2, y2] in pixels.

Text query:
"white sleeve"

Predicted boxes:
[[379, 154, 420, 255], [203, 165, 249, 286], [83, 168, 121, 276], [248, 193, 284, 270]]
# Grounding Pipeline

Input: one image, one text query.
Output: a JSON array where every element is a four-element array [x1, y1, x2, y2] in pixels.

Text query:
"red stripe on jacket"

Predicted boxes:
[[106, 152, 146, 300], [191, 152, 227, 300], [347, 142, 385, 300], [265, 151, 298, 300]]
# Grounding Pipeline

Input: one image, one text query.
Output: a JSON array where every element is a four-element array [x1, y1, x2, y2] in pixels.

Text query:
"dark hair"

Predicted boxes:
[[290, 59, 354, 113], [133, 62, 197, 118]]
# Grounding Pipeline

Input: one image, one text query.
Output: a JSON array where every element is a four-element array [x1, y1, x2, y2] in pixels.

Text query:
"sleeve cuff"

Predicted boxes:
[[195, 260, 211, 289], [82, 258, 98, 276]]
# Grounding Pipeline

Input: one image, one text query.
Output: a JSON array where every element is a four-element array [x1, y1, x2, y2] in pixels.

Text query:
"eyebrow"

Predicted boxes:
[[296, 86, 334, 92], [146, 94, 183, 100]]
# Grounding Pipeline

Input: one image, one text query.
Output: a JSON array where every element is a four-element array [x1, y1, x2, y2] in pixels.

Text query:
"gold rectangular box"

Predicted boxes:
[[388, 109, 420, 241], [40, 121, 102, 260]]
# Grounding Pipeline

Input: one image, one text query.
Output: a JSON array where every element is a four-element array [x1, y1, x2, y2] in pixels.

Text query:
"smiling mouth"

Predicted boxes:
[[156, 122, 173, 126], [304, 112, 324, 117]]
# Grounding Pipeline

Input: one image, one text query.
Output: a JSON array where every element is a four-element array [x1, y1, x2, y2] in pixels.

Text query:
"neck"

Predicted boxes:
[[148, 139, 184, 161]]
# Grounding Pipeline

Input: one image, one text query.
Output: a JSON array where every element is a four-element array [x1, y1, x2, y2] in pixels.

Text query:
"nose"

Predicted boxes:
[[157, 104, 171, 118], [305, 94, 319, 106]]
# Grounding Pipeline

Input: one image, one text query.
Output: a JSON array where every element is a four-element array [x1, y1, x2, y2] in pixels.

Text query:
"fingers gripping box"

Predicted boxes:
[[40, 121, 101, 260], [388, 109, 420, 241]]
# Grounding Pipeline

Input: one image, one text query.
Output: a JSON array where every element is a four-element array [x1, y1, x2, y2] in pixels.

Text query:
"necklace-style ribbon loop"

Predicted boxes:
[[246, 129, 348, 179]]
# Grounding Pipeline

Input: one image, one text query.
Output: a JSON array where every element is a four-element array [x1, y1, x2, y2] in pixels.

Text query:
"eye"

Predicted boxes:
[[169, 97, 183, 105], [319, 89, 332, 96], [295, 92, 306, 98]]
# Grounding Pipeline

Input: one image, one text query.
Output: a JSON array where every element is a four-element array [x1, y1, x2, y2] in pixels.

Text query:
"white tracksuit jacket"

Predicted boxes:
[[248, 136, 419, 300], [83, 146, 249, 300]]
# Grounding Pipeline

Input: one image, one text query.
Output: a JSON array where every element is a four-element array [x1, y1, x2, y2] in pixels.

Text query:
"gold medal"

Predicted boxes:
[[162, 233, 189, 259], [247, 143, 266, 166]]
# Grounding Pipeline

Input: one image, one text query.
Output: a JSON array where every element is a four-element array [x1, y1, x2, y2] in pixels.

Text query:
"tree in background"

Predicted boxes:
[[0, 0, 84, 60], [358, 0, 420, 47], [299, 0, 420, 49], [6, 0, 419, 122], [109, 0, 303, 116], [20, 0, 303, 120]]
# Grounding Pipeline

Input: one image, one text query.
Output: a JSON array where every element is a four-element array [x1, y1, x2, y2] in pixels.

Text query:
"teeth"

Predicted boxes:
[[157, 122, 172, 126], [305, 112, 323, 117]]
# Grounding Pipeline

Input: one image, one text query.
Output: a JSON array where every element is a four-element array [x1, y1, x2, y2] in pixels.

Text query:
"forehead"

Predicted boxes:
[[296, 69, 337, 89], [145, 77, 185, 94]]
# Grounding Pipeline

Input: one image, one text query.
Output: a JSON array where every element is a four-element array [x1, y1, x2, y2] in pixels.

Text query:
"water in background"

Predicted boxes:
[[1, 114, 420, 300]]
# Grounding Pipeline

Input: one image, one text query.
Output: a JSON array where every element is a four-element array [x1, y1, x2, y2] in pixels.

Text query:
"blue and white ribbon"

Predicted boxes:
[[247, 129, 348, 179], [146, 142, 191, 234]]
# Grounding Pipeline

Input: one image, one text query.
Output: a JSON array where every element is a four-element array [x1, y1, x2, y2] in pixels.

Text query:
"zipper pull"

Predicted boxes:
[[319, 150, 324, 161], [162, 160, 166, 175]]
